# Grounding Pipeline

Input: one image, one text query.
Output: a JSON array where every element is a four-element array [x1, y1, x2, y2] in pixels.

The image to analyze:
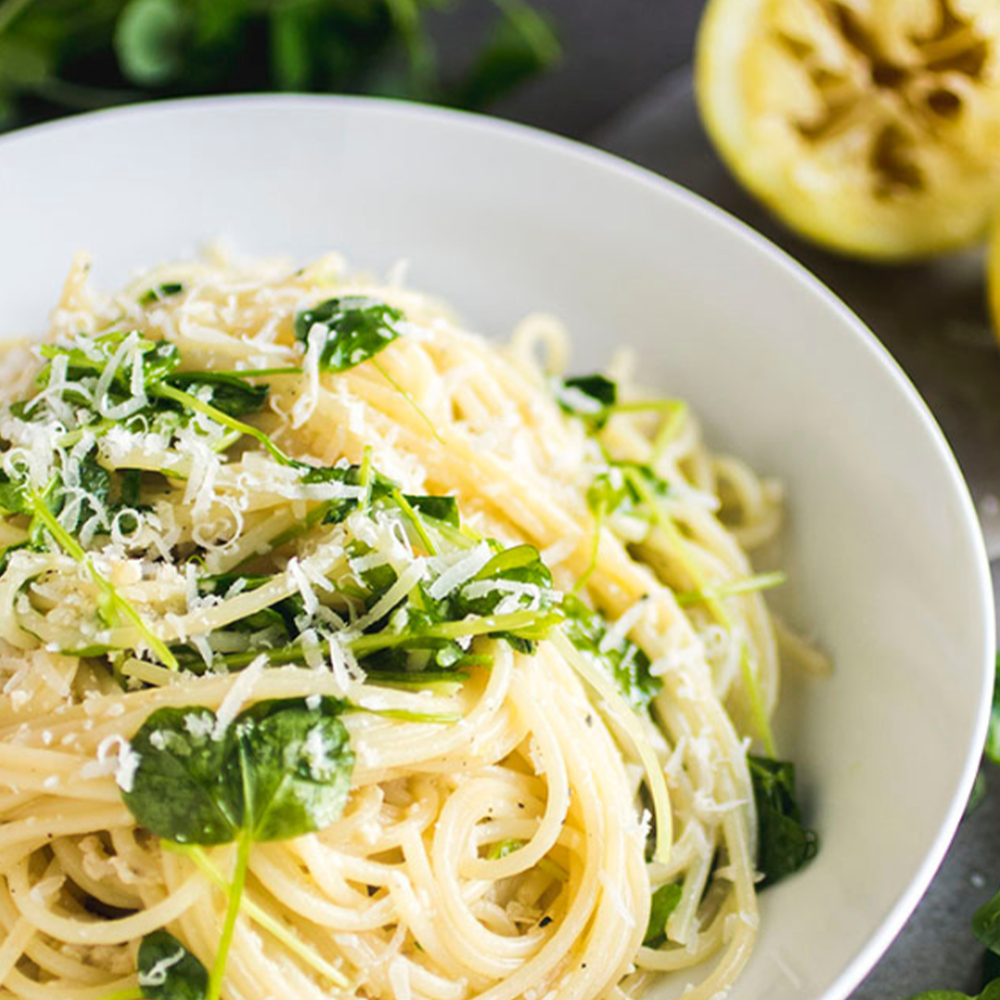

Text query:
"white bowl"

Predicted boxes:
[[0, 96, 992, 1000]]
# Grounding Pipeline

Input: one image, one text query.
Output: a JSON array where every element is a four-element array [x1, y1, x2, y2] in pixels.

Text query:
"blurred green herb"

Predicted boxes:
[[0, 0, 560, 130]]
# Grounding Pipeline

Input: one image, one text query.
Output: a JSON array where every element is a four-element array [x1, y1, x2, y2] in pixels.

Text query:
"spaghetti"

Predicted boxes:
[[0, 250, 819, 1000]]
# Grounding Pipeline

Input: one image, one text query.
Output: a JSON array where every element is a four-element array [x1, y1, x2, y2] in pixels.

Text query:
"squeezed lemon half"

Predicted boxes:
[[696, 0, 1000, 260]]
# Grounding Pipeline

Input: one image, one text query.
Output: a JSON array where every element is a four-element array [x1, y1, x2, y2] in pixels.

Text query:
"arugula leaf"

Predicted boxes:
[[748, 755, 818, 888], [166, 371, 269, 418], [138, 929, 207, 1000], [643, 883, 682, 948], [293, 296, 404, 372], [561, 596, 661, 711], [554, 374, 617, 431], [228, 697, 354, 842], [123, 706, 236, 845]]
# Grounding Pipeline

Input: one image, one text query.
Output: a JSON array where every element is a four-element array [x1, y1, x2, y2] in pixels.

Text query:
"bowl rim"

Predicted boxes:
[[0, 92, 995, 1000]]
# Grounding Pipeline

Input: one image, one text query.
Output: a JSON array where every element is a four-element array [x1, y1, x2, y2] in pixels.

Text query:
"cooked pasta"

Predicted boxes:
[[0, 249, 820, 1000]]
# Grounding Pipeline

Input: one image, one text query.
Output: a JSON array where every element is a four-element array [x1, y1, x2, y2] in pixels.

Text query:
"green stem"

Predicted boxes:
[[606, 399, 685, 415], [92, 989, 143, 1000], [390, 489, 437, 555], [349, 609, 563, 656], [372, 359, 443, 444], [167, 845, 350, 988], [675, 571, 787, 607], [214, 367, 303, 378], [29, 492, 178, 669], [207, 829, 252, 1000], [624, 467, 777, 755], [152, 383, 294, 467], [572, 506, 603, 596]]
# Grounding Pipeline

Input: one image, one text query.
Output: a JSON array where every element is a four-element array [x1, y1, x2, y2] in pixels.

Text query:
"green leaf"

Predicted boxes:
[[166, 371, 269, 418], [139, 281, 184, 305], [905, 984, 1000, 1000], [748, 755, 818, 888], [643, 882, 682, 948], [985, 653, 1000, 766], [561, 595, 661, 711], [138, 930, 207, 1000], [294, 296, 404, 373], [114, 0, 188, 87], [554, 374, 617, 432], [404, 494, 460, 527], [975, 887, 1000, 957], [456, 0, 560, 109], [270, 6, 312, 91], [123, 707, 238, 845], [229, 697, 354, 842], [0, 470, 30, 516]]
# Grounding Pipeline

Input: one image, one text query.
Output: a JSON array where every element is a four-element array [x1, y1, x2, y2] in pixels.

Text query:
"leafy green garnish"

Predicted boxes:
[[643, 883, 682, 948], [137, 929, 207, 1000], [124, 697, 353, 844], [0, 1, 560, 135], [562, 595, 661, 711], [904, 984, 1000, 1000], [554, 374, 617, 431], [122, 697, 354, 1000], [139, 281, 184, 305], [166, 371, 268, 418], [294, 296, 404, 373], [985, 653, 1000, 767], [748, 755, 818, 888]]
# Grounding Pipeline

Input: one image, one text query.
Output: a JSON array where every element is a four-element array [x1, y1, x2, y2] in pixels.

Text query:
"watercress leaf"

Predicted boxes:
[[123, 707, 238, 845], [643, 883, 682, 948], [0, 471, 30, 516], [404, 494, 460, 527], [301, 463, 394, 523], [63, 450, 113, 532], [140, 281, 184, 305], [119, 468, 143, 509], [230, 697, 355, 842], [137, 929, 207, 1000], [166, 371, 269, 417], [562, 595, 661, 710], [586, 469, 629, 518], [748, 755, 818, 888], [554, 374, 616, 430], [293, 296, 404, 373]]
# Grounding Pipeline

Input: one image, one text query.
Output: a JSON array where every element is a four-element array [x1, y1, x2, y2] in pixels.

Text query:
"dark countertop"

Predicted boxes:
[[462, 2, 1000, 996]]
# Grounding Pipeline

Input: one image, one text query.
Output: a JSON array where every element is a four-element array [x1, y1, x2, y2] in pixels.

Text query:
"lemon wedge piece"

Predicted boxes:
[[696, 0, 1000, 260]]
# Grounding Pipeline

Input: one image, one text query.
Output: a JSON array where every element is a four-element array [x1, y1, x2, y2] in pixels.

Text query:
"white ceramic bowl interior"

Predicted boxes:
[[0, 96, 992, 1000]]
